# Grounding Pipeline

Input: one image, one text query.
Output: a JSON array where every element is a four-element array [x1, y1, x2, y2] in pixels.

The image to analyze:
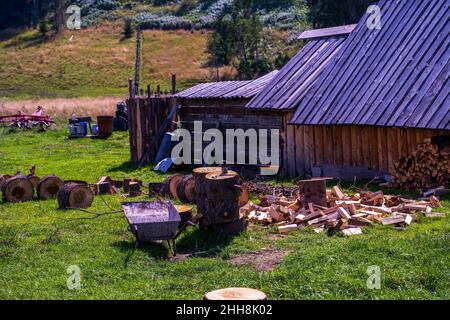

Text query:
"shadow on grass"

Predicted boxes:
[[175, 227, 233, 256], [113, 240, 170, 265], [112, 227, 234, 262], [107, 161, 136, 174], [3, 33, 49, 49]]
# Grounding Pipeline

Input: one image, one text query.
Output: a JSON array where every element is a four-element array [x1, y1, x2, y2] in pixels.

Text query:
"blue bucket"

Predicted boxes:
[[79, 122, 88, 136]]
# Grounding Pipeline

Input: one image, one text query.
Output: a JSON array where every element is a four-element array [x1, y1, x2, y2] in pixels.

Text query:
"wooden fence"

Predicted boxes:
[[127, 96, 177, 165]]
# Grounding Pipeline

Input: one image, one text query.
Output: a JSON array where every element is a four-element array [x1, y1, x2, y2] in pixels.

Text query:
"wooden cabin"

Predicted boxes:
[[174, 71, 283, 166], [247, 0, 449, 180]]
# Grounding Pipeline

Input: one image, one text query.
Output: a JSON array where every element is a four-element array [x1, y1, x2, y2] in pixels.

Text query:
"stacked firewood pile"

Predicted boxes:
[[239, 184, 445, 236], [390, 138, 450, 191]]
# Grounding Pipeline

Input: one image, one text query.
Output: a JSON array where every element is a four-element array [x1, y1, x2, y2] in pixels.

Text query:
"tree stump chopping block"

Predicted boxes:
[[58, 182, 94, 209], [193, 167, 222, 218], [176, 174, 196, 203], [37, 175, 63, 200], [203, 199, 241, 225], [204, 170, 241, 200], [208, 218, 248, 236], [1, 176, 34, 203], [204, 288, 267, 300]]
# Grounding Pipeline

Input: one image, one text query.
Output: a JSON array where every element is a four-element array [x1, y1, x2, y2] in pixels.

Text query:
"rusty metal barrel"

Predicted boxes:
[[97, 116, 114, 137]]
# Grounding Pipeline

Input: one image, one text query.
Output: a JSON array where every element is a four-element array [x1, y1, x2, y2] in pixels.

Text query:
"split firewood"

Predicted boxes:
[[382, 215, 405, 225], [332, 186, 345, 200], [341, 228, 362, 236], [239, 183, 440, 236], [278, 224, 299, 233], [391, 139, 449, 191]]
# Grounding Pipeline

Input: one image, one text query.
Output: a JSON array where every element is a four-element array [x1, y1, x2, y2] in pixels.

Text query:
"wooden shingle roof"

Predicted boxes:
[[290, 0, 450, 130], [175, 71, 278, 100], [245, 25, 355, 111]]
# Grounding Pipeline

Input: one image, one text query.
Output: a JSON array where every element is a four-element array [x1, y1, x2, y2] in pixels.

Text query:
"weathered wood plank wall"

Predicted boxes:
[[282, 113, 449, 178], [179, 102, 284, 166]]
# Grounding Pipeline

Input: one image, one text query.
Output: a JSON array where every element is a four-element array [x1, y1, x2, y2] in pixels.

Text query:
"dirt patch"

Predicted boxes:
[[228, 249, 288, 272]]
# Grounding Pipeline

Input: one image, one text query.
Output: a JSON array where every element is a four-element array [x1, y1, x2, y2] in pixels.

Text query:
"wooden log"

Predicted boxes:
[[204, 170, 240, 200], [192, 167, 223, 223], [176, 174, 196, 203], [57, 182, 94, 209], [298, 178, 328, 207], [278, 224, 299, 233], [204, 199, 240, 225], [26, 175, 41, 190], [129, 182, 141, 197], [37, 175, 63, 200], [237, 185, 250, 207], [0, 174, 12, 189], [1, 176, 34, 203], [204, 287, 267, 300], [207, 218, 248, 237]]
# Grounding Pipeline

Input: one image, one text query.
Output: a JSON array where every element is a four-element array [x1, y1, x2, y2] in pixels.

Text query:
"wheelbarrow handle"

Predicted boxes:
[[174, 221, 195, 240]]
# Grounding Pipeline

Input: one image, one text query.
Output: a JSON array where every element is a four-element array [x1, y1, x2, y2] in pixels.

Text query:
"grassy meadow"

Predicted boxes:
[[0, 23, 215, 100], [0, 128, 448, 299]]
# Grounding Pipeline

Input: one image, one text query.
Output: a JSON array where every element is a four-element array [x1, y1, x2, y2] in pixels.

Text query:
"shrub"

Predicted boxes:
[[123, 18, 134, 38], [39, 20, 48, 36]]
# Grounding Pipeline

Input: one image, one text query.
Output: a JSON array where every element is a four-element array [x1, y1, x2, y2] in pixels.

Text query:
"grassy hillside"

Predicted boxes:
[[0, 23, 218, 99]]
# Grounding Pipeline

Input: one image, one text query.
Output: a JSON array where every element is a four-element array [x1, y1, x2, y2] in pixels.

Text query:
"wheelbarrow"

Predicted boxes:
[[121, 201, 194, 256]]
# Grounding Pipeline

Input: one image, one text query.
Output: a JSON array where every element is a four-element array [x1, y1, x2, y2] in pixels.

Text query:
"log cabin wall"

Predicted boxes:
[[282, 111, 450, 179], [179, 99, 284, 166]]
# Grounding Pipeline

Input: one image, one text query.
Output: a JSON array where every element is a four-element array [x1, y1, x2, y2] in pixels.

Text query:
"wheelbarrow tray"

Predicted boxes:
[[122, 201, 181, 242]]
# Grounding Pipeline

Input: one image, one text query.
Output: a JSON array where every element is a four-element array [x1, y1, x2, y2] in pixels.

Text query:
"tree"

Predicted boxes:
[[39, 20, 48, 36], [307, 0, 375, 27], [123, 18, 134, 38], [54, 0, 64, 34], [207, 0, 271, 79]]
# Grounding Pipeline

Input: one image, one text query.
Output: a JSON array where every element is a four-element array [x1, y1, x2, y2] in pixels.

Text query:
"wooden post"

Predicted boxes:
[[134, 26, 141, 96], [128, 79, 134, 100], [171, 74, 177, 95], [147, 85, 152, 97]]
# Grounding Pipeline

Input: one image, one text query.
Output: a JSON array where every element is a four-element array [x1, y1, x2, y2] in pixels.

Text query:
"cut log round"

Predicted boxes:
[[208, 218, 248, 236], [169, 174, 183, 199], [193, 167, 222, 193], [1, 176, 34, 203], [193, 167, 222, 218], [204, 288, 267, 301], [176, 174, 196, 203], [37, 175, 64, 200], [26, 175, 41, 190], [204, 199, 240, 225], [0, 174, 12, 189], [205, 170, 240, 200], [58, 182, 94, 209], [161, 174, 183, 198], [238, 186, 250, 207], [174, 204, 194, 227]]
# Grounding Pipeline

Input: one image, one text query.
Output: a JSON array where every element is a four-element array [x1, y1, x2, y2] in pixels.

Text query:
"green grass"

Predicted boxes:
[[0, 128, 449, 299]]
